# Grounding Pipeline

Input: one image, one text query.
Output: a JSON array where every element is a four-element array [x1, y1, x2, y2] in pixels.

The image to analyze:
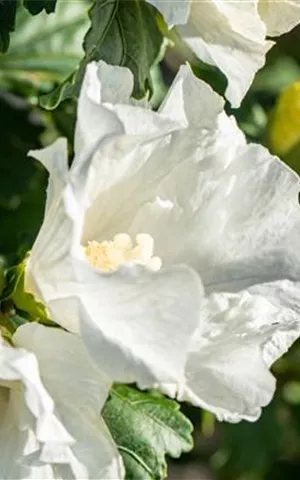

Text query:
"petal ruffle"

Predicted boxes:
[[198, 144, 300, 294], [177, 0, 271, 107], [129, 112, 300, 295], [179, 283, 300, 422], [29, 137, 68, 217], [259, 0, 300, 36], [27, 62, 187, 323], [74, 61, 184, 208], [0, 332, 74, 479], [68, 259, 203, 393], [14, 323, 124, 479], [146, 0, 300, 105]]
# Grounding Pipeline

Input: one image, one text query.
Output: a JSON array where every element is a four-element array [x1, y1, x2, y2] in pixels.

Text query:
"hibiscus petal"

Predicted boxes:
[[14, 323, 124, 480], [26, 139, 75, 308], [74, 61, 185, 210], [65, 257, 203, 392], [199, 144, 300, 293], [24, 193, 76, 316], [0, 416, 55, 479], [147, 0, 300, 105], [259, 0, 300, 36], [130, 121, 300, 294], [177, 0, 271, 107], [179, 285, 300, 422], [0, 332, 75, 479], [26, 62, 185, 309], [83, 64, 229, 243], [29, 137, 68, 216], [0, 338, 73, 445], [146, 0, 191, 25], [248, 280, 300, 366]]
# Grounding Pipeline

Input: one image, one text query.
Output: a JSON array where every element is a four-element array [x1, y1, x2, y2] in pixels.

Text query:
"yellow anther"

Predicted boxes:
[[85, 233, 162, 273]]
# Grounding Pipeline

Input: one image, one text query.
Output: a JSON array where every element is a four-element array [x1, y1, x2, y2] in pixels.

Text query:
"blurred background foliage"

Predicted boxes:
[[1, 1, 300, 479]]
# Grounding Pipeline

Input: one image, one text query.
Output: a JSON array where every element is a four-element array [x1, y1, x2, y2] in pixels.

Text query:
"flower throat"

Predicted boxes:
[[85, 233, 162, 272]]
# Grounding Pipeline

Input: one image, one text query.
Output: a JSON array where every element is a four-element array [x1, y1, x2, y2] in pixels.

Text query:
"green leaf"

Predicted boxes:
[[103, 385, 193, 480], [23, 0, 57, 15], [0, 1, 89, 91], [43, 0, 164, 109], [3, 261, 48, 322], [39, 71, 77, 109], [0, 0, 18, 53], [84, 0, 163, 98]]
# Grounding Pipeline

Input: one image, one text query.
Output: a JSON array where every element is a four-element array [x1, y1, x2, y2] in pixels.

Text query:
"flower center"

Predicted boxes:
[[84, 233, 162, 273]]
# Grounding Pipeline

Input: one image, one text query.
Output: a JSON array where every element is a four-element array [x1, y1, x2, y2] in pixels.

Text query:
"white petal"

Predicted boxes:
[[74, 61, 183, 208], [14, 323, 111, 413], [25, 146, 76, 321], [130, 125, 300, 295], [248, 280, 300, 366], [24, 193, 77, 332], [159, 64, 225, 129], [71, 260, 203, 392], [128, 99, 243, 267], [96, 60, 135, 104], [179, 285, 300, 422], [199, 145, 300, 293], [0, 333, 74, 479], [29, 137, 68, 216], [15, 323, 124, 479], [0, 338, 73, 445], [83, 65, 229, 243], [146, 0, 191, 25], [148, 0, 300, 105], [178, 1, 272, 107], [0, 415, 55, 479], [26, 63, 188, 335], [259, 0, 300, 36], [74, 62, 125, 173]]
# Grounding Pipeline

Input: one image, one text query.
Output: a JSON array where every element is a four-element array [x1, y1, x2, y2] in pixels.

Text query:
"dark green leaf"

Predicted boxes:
[[84, 0, 163, 97], [23, 0, 57, 15], [39, 71, 77, 109], [103, 385, 193, 480], [43, 0, 164, 109], [0, 0, 18, 53]]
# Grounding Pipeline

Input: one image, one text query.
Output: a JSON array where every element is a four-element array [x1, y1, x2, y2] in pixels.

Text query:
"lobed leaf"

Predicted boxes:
[[42, 0, 164, 109], [103, 385, 193, 480]]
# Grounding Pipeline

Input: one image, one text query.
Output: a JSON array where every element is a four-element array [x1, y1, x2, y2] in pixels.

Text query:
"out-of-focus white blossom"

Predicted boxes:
[[148, 0, 300, 106]]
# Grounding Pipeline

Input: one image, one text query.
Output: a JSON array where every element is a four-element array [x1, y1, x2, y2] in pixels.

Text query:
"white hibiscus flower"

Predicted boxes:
[[147, 0, 300, 107], [0, 323, 123, 479], [27, 60, 300, 421], [26, 62, 204, 396]]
